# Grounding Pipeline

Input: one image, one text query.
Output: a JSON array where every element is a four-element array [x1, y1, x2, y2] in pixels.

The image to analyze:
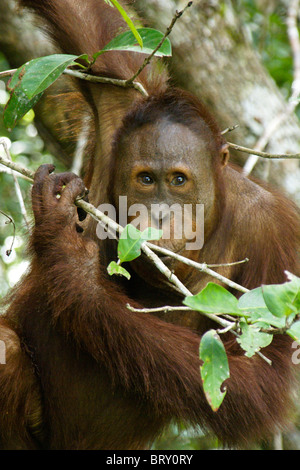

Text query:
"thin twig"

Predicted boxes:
[[141, 242, 191, 296], [0, 66, 149, 96], [0, 69, 17, 79], [257, 351, 273, 366], [126, 304, 191, 314], [64, 68, 149, 97], [0, 154, 34, 180], [217, 323, 237, 334], [228, 141, 300, 160], [273, 431, 283, 451], [0, 166, 32, 182], [0, 139, 30, 231], [146, 242, 249, 294], [0, 209, 16, 256], [207, 258, 249, 268], [221, 124, 239, 136], [126, 1, 193, 85], [126, 303, 232, 329]]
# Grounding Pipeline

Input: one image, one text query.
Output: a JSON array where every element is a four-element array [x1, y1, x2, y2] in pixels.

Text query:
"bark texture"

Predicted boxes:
[[135, 0, 300, 203]]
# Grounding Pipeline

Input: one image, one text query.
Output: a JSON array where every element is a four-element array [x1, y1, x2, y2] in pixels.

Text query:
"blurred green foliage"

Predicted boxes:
[[0, 52, 66, 297], [238, 0, 294, 100]]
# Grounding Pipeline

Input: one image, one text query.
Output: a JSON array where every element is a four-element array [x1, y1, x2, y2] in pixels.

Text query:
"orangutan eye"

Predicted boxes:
[[138, 173, 154, 185], [171, 174, 186, 186]]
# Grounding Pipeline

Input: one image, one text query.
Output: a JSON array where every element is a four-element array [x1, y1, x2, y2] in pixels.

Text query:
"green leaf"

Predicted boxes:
[[245, 309, 286, 329], [238, 287, 268, 312], [107, 261, 131, 280], [262, 277, 300, 317], [118, 224, 145, 263], [199, 330, 230, 412], [4, 54, 81, 128], [287, 320, 300, 342], [238, 287, 286, 328], [118, 224, 143, 263], [108, 0, 143, 48], [236, 320, 273, 357], [183, 282, 241, 315], [93, 28, 171, 60], [238, 279, 300, 327], [13, 55, 80, 99], [23, 55, 80, 98], [3, 86, 42, 130], [117, 224, 162, 263], [140, 227, 163, 241], [285, 272, 300, 311]]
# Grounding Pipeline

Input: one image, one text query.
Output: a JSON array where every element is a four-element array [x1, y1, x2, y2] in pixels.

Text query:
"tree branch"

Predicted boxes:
[[0, 209, 16, 256], [0, 139, 30, 231], [228, 141, 300, 159], [64, 69, 149, 97], [126, 303, 233, 329], [0, 67, 149, 97], [125, 1, 193, 85]]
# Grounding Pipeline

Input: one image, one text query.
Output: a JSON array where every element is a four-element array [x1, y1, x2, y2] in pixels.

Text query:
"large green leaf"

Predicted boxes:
[[93, 28, 171, 60], [17, 55, 80, 99], [199, 330, 230, 411], [262, 277, 300, 318], [238, 287, 286, 328], [4, 54, 80, 128], [238, 287, 268, 312], [183, 282, 241, 315]]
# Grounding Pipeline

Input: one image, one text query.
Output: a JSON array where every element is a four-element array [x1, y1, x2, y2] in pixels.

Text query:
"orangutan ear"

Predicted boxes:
[[220, 143, 230, 167]]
